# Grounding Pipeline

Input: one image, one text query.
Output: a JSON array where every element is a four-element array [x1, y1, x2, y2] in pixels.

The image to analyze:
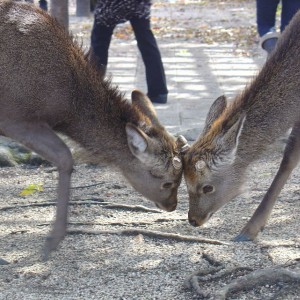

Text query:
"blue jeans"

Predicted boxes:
[[91, 17, 168, 98], [256, 0, 300, 36]]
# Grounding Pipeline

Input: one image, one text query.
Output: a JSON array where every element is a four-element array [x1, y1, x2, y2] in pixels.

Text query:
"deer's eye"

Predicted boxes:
[[161, 182, 173, 189], [202, 185, 214, 194]]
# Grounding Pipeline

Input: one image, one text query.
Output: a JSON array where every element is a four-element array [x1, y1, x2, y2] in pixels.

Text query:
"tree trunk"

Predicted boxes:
[[50, 0, 68, 30], [76, 0, 90, 17]]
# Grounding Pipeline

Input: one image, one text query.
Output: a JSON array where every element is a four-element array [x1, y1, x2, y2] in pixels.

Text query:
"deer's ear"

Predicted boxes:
[[216, 113, 246, 160], [126, 123, 149, 159], [131, 90, 160, 126], [202, 95, 227, 136]]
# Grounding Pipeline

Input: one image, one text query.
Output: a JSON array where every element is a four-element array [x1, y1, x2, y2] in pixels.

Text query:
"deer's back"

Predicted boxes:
[[225, 11, 300, 158], [0, 1, 95, 126]]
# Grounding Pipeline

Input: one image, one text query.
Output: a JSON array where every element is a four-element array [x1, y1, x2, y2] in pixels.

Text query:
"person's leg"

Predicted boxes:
[[257, 0, 280, 55], [39, 0, 48, 11], [130, 17, 168, 104], [90, 21, 115, 76], [281, 0, 300, 32], [256, 0, 280, 36]]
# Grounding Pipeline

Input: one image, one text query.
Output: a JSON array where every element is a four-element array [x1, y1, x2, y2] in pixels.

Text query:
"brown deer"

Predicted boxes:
[[183, 10, 300, 241], [0, 1, 187, 259]]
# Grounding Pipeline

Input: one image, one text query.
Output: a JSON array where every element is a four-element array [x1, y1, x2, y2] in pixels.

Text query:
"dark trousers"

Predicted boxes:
[[39, 0, 48, 11], [91, 17, 168, 97], [256, 0, 300, 36]]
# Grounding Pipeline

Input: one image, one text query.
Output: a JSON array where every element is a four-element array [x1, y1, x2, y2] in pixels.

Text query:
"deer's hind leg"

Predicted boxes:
[[0, 120, 73, 259], [235, 123, 300, 241]]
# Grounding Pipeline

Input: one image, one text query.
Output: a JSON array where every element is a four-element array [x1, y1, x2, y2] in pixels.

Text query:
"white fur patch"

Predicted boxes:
[[8, 8, 40, 34]]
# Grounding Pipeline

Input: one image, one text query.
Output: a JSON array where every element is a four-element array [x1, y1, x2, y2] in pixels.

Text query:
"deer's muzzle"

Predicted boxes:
[[156, 201, 177, 212], [188, 210, 213, 227]]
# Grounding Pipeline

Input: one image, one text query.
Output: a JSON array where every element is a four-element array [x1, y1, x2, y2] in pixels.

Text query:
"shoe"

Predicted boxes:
[[148, 93, 168, 104], [260, 31, 279, 55]]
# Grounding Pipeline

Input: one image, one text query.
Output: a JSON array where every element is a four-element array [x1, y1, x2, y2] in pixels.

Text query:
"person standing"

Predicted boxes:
[[257, 0, 300, 55], [90, 0, 168, 104]]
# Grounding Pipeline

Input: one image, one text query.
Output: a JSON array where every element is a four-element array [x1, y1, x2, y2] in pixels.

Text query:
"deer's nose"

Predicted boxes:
[[166, 202, 177, 212], [188, 212, 213, 227], [189, 218, 198, 227], [155, 202, 177, 212]]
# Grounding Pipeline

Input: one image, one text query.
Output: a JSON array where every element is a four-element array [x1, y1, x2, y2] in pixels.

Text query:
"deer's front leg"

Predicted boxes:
[[43, 163, 73, 260], [235, 124, 300, 241], [0, 121, 73, 259]]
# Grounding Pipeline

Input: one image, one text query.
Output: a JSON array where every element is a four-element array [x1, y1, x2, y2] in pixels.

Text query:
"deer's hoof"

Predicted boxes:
[[233, 233, 254, 242], [41, 235, 64, 261], [0, 258, 10, 265]]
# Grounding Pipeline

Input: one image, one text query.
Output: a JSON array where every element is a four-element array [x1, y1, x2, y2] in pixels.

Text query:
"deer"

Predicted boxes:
[[183, 9, 300, 241], [0, 1, 188, 259]]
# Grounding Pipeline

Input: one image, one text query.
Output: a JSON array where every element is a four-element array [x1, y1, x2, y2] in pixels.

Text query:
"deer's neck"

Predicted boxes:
[[61, 79, 146, 167]]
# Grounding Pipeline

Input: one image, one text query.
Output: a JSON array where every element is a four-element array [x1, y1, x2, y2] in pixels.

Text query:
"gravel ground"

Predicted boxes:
[[0, 144, 299, 300], [1, 1, 300, 299]]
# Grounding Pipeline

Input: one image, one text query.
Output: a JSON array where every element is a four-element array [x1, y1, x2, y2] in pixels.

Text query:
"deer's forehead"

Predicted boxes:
[[184, 149, 214, 168], [184, 159, 211, 183]]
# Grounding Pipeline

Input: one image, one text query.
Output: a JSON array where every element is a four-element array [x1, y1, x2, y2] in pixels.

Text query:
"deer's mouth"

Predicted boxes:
[[155, 202, 177, 212], [188, 211, 214, 227]]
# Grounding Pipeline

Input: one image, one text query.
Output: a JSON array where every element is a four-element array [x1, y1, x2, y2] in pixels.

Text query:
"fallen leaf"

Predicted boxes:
[[19, 183, 44, 196]]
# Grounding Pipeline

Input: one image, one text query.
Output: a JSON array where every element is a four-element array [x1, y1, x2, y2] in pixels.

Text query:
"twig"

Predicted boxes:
[[0, 201, 58, 211], [212, 267, 300, 300], [198, 266, 253, 282], [0, 200, 104, 211], [189, 275, 210, 298], [68, 228, 229, 245], [100, 203, 162, 213], [155, 218, 186, 223], [260, 242, 299, 249], [0, 200, 162, 213], [202, 253, 223, 267], [43, 182, 107, 190], [184, 266, 223, 297], [186, 265, 300, 300], [37, 221, 152, 227], [185, 266, 253, 298]]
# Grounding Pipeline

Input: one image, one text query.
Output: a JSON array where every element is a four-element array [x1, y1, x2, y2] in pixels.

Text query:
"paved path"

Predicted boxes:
[[103, 42, 265, 140]]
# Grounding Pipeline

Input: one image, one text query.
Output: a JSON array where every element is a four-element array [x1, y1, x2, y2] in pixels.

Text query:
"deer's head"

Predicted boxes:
[[183, 96, 246, 226], [124, 90, 189, 212]]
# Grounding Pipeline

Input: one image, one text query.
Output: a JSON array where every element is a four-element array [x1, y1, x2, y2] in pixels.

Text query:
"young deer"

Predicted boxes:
[[0, 1, 187, 258], [183, 10, 300, 241]]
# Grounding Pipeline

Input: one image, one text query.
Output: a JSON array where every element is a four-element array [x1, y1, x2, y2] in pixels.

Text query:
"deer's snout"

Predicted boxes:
[[188, 216, 202, 227], [155, 187, 178, 212], [156, 201, 177, 212], [188, 211, 213, 227], [188, 218, 198, 227]]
